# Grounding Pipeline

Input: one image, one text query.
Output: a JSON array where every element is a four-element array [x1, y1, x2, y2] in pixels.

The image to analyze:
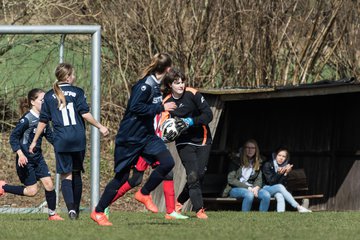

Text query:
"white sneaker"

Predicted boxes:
[[298, 206, 312, 213], [165, 211, 189, 220]]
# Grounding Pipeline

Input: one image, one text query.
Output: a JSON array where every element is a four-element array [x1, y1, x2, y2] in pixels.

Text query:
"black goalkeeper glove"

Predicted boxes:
[[164, 129, 178, 142], [174, 116, 194, 135]]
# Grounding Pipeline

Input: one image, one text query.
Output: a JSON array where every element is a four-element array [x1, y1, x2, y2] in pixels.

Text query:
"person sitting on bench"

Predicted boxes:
[[222, 139, 270, 212], [262, 147, 311, 213]]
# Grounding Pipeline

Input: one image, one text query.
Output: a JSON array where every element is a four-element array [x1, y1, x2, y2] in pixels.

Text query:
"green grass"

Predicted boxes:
[[2, 211, 360, 240]]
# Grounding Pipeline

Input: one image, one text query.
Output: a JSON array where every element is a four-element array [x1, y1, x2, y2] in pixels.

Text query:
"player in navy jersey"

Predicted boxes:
[[91, 53, 177, 226], [162, 68, 213, 219], [29, 63, 109, 220], [104, 113, 188, 220], [0, 88, 63, 220]]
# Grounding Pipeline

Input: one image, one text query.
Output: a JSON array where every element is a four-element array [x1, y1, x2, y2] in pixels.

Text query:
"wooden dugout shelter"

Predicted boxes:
[[153, 79, 360, 212]]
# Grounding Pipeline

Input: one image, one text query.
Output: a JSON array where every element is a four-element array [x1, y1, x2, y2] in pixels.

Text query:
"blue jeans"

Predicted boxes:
[[229, 187, 270, 212], [262, 184, 299, 212]]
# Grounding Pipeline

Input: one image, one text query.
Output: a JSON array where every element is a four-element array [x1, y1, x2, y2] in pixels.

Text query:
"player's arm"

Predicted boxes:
[[29, 121, 47, 154], [82, 112, 109, 137], [76, 89, 109, 137], [192, 92, 213, 125], [31, 96, 52, 152], [44, 125, 54, 145], [174, 92, 212, 134], [129, 83, 164, 116], [10, 118, 29, 166]]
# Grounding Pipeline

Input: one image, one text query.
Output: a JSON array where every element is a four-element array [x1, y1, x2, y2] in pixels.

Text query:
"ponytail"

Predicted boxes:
[[53, 63, 74, 109], [140, 53, 172, 79], [53, 81, 66, 109], [18, 97, 29, 116]]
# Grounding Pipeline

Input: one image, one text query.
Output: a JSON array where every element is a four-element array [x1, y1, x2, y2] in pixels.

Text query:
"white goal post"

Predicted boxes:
[[0, 25, 102, 210]]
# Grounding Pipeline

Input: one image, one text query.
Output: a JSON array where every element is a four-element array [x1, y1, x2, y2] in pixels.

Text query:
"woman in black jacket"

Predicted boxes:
[[262, 147, 311, 212]]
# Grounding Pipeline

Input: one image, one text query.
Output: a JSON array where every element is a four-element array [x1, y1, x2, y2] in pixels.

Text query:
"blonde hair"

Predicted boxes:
[[140, 53, 172, 79], [241, 139, 261, 171], [53, 63, 73, 109]]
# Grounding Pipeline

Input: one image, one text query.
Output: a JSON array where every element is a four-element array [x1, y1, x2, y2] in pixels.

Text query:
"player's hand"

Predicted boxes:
[[174, 117, 193, 134], [164, 130, 177, 142], [29, 142, 36, 154], [18, 154, 28, 167], [174, 117, 187, 134], [99, 126, 109, 137], [164, 102, 176, 111]]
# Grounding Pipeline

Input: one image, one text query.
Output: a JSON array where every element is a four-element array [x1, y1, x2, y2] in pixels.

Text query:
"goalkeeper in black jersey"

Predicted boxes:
[[162, 68, 213, 219]]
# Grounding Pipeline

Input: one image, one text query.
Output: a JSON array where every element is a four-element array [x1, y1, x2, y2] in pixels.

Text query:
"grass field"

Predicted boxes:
[[2, 211, 360, 240]]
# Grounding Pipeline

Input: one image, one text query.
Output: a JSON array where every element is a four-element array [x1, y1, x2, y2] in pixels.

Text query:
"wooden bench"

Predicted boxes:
[[202, 169, 324, 210]]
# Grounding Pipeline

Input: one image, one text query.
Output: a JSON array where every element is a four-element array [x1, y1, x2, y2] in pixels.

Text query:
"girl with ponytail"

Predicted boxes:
[[29, 63, 109, 220], [91, 53, 178, 226]]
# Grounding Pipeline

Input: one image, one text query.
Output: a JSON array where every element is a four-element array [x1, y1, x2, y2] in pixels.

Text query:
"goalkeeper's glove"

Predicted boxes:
[[182, 117, 194, 127], [162, 130, 178, 142], [174, 116, 193, 134]]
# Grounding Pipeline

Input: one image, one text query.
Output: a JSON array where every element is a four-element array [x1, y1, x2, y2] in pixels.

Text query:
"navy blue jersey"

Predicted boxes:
[[10, 110, 53, 162], [115, 75, 164, 144], [163, 87, 213, 146], [40, 83, 89, 152]]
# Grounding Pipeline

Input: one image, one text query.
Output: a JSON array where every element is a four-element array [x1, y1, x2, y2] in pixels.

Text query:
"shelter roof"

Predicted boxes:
[[200, 77, 358, 101]]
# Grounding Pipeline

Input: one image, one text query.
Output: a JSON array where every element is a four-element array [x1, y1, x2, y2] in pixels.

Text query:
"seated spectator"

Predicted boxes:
[[222, 139, 270, 212], [262, 147, 312, 213]]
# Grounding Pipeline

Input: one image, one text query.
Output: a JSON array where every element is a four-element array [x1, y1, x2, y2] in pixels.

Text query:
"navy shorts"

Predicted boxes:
[[114, 135, 167, 173], [55, 150, 85, 174], [16, 156, 51, 186]]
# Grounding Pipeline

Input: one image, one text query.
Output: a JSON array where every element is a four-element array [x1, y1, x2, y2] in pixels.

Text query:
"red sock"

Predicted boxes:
[[111, 181, 132, 204], [163, 180, 175, 214]]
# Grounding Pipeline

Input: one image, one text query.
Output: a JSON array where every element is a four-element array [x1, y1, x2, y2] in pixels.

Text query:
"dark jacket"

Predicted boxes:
[[262, 159, 288, 186], [10, 110, 53, 162], [115, 75, 164, 144]]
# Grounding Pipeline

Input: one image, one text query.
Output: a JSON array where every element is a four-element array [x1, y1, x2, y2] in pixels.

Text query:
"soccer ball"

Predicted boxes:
[[160, 118, 179, 142]]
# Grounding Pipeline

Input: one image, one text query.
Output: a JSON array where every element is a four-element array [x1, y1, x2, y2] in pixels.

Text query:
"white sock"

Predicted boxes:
[[48, 209, 56, 216]]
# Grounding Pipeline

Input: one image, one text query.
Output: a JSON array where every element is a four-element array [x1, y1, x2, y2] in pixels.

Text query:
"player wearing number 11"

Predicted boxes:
[[29, 63, 109, 220]]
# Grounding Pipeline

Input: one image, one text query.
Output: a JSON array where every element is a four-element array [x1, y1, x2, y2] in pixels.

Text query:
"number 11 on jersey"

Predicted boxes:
[[61, 102, 77, 126]]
